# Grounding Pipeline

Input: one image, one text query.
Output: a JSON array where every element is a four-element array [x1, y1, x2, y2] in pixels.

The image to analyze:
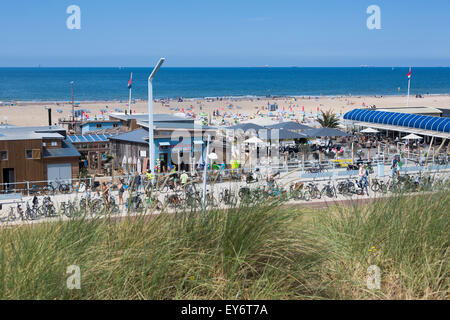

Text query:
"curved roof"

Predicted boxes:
[[344, 109, 450, 133]]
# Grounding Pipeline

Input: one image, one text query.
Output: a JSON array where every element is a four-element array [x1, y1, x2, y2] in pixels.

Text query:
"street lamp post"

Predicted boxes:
[[148, 58, 165, 173], [70, 81, 74, 130]]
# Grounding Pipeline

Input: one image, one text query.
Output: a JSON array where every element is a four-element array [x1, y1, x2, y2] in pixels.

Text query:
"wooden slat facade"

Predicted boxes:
[[0, 139, 79, 190]]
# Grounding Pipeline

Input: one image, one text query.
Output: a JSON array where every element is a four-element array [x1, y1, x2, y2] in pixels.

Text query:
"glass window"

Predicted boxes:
[[26, 150, 33, 159], [51, 141, 58, 147], [96, 124, 102, 128], [0, 151, 7, 161]]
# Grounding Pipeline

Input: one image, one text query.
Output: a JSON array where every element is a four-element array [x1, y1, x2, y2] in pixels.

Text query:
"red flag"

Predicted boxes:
[[406, 67, 411, 79], [128, 72, 133, 88], [317, 106, 319, 111], [302, 106, 304, 111]]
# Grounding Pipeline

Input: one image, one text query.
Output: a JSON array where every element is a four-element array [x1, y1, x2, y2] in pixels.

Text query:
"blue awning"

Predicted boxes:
[[344, 109, 450, 133]]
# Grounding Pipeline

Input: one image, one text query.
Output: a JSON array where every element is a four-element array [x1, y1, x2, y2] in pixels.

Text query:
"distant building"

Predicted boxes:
[[80, 120, 122, 135], [108, 114, 215, 172], [67, 134, 113, 175], [0, 126, 80, 192]]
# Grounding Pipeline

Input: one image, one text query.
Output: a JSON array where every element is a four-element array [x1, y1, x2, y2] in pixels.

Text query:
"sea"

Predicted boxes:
[[0, 67, 449, 101]]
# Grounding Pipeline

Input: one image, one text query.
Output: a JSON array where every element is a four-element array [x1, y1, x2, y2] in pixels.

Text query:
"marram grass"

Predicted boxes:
[[0, 191, 447, 299]]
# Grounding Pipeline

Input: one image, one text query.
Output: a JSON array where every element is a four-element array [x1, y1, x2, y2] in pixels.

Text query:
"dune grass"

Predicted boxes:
[[0, 190, 448, 299]]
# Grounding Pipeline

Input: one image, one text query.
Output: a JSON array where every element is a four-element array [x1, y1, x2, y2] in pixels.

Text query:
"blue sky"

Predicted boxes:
[[0, 0, 449, 67]]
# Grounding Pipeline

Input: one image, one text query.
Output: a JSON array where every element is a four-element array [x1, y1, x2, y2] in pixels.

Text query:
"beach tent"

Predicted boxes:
[[402, 133, 422, 140], [244, 136, 265, 144], [305, 127, 352, 137], [361, 127, 379, 133]]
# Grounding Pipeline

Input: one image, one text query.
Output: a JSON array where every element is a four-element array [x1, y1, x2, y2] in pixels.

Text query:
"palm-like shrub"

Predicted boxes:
[[318, 110, 339, 128]]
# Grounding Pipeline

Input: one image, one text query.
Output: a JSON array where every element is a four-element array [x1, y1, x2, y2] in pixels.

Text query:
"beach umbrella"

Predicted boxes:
[[402, 133, 422, 140], [244, 136, 264, 144], [361, 127, 379, 133]]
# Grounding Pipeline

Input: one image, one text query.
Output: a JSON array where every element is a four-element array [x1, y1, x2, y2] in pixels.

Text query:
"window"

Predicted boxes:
[[25, 149, 41, 159], [0, 151, 7, 161], [51, 141, 58, 147], [96, 124, 102, 128], [113, 123, 118, 128], [43, 142, 47, 147]]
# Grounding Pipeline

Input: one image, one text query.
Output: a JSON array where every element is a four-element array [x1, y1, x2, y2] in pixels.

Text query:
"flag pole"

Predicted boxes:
[[128, 72, 132, 114], [406, 67, 411, 107]]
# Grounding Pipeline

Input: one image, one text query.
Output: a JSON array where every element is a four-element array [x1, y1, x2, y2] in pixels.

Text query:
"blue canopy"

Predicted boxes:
[[344, 109, 450, 133]]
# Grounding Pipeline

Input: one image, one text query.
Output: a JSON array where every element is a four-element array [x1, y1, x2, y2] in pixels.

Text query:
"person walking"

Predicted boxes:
[[118, 179, 124, 206], [102, 182, 110, 204], [358, 163, 369, 195], [391, 156, 398, 179], [180, 170, 189, 191]]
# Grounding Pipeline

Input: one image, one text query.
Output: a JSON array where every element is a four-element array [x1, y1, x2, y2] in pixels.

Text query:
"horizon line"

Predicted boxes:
[[1, 66, 449, 68]]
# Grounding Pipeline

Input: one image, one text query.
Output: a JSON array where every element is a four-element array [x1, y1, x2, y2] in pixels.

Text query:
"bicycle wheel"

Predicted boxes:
[[330, 186, 337, 198], [302, 190, 311, 201], [370, 181, 379, 192]]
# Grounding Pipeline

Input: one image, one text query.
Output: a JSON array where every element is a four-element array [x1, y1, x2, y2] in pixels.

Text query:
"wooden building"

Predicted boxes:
[[0, 126, 80, 192]]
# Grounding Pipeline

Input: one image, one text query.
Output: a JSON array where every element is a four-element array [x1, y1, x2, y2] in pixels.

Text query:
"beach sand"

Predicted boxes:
[[1, 94, 449, 127]]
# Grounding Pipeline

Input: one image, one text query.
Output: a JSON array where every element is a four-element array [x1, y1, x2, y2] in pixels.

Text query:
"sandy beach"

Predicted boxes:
[[1, 94, 449, 127]]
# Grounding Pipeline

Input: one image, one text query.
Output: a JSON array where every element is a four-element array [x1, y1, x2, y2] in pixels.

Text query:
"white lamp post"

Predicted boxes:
[[148, 58, 165, 174]]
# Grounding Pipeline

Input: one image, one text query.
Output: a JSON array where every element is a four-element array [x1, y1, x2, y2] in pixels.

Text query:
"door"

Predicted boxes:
[[47, 163, 72, 185], [2, 168, 15, 192], [159, 153, 168, 172]]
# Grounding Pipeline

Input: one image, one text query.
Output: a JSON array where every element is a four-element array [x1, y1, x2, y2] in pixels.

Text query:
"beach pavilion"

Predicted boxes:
[[344, 108, 450, 162]]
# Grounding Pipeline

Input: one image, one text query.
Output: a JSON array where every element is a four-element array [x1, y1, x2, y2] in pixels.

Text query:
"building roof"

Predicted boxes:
[[376, 106, 443, 115], [227, 123, 266, 131], [42, 139, 81, 158], [259, 128, 308, 140], [0, 126, 65, 141], [138, 120, 216, 131], [265, 121, 312, 131], [68, 134, 113, 143], [81, 120, 121, 127], [108, 128, 149, 144], [436, 108, 450, 118], [304, 127, 352, 137], [109, 113, 191, 123], [344, 109, 450, 135]]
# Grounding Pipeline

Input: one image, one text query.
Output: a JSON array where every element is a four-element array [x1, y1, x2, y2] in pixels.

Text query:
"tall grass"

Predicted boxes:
[[310, 190, 449, 299], [0, 190, 447, 299]]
